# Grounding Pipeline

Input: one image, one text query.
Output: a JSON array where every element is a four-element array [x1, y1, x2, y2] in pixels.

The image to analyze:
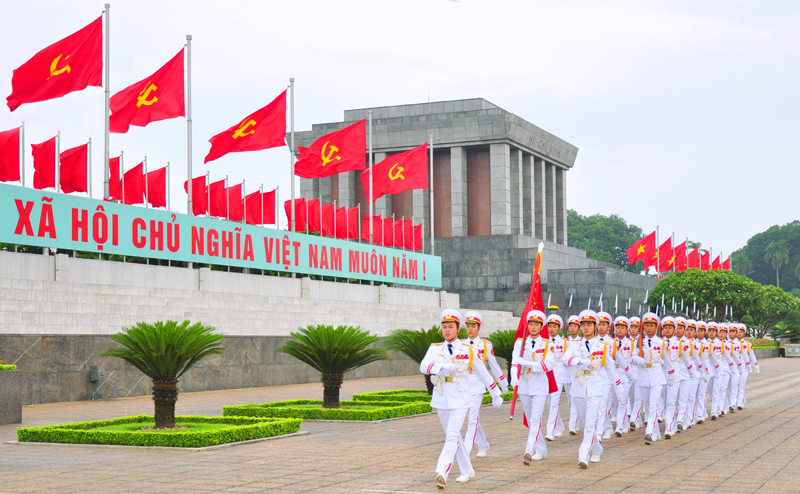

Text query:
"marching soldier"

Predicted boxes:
[[671, 316, 698, 434], [627, 316, 643, 430], [694, 321, 712, 423], [707, 321, 731, 420], [511, 310, 555, 464], [562, 310, 626, 468], [420, 309, 503, 489], [545, 314, 567, 441], [736, 324, 759, 409], [612, 316, 635, 436], [463, 310, 509, 458], [596, 311, 616, 440], [682, 320, 704, 427], [631, 312, 675, 444], [724, 323, 743, 414], [566, 315, 583, 435]]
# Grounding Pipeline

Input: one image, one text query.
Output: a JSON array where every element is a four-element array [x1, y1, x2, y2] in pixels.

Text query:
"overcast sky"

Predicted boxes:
[[1, 0, 797, 255]]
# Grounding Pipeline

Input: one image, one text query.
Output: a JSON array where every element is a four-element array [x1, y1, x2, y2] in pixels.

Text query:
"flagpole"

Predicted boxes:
[[358, 204, 361, 243], [167, 162, 171, 211], [402, 215, 405, 251], [121, 151, 124, 204], [289, 78, 295, 232], [186, 34, 193, 216], [273, 184, 277, 228], [206, 171, 210, 218], [225, 175, 229, 221], [103, 4, 110, 200], [333, 200, 337, 239], [319, 196, 322, 236], [56, 131, 60, 193], [671, 232, 675, 274], [20, 122, 24, 187], [88, 137, 92, 198], [242, 179, 246, 224], [144, 156, 148, 208], [429, 134, 434, 256], [305, 199, 309, 234], [368, 109, 373, 244]]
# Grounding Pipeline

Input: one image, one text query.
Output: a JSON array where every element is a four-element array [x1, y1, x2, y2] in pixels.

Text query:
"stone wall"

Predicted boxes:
[[547, 267, 660, 317]]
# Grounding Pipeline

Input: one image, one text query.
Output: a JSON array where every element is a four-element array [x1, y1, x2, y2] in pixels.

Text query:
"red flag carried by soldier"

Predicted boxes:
[[59, 143, 88, 194], [361, 143, 428, 201], [0, 127, 21, 182], [110, 49, 185, 133], [295, 120, 366, 178], [204, 91, 286, 164], [7, 17, 102, 111]]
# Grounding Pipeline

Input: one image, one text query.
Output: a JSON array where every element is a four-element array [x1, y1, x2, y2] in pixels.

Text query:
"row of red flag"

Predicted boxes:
[[627, 231, 730, 272], [183, 175, 277, 225]]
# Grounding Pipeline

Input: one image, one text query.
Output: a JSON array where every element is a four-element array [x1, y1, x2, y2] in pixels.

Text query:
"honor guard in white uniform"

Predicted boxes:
[[612, 316, 635, 436], [663, 317, 697, 438], [736, 324, 759, 409], [462, 310, 509, 458], [707, 321, 730, 419], [595, 311, 616, 440], [511, 310, 555, 464], [725, 324, 744, 413], [545, 314, 567, 441], [631, 312, 675, 444], [682, 320, 704, 427], [566, 315, 583, 435], [718, 324, 737, 416], [627, 316, 643, 430], [562, 310, 626, 468], [420, 309, 503, 489], [695, 321, 712, 423]]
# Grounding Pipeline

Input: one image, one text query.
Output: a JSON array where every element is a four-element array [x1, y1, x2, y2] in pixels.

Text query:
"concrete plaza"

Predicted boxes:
[[1, 357, 798, 494]]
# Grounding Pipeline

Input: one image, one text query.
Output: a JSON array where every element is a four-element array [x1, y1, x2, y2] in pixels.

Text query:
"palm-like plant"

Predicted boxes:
[[101, 320, 224, 428], [487, 329, 516, 383], [277, 325, 389, 408], [385, 326, 445, 395]]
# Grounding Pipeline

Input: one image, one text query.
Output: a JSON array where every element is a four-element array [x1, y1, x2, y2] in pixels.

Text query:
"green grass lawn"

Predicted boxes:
[[92, 421, 232, 433]]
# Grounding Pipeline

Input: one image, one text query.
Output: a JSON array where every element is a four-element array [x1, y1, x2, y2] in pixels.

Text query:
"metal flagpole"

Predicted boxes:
[[358, 204, 361, 243], [103, 4, 110, 200], [402, 215, 405, 251], [275, 185, 278, 229], [242, 179, 246, 224], [305, 199, 309, 234], [260, 184, 264, 226], [671, 232, 675, 274], [289, 78, 295, 232], [121, 151, 124, 204], [368, 110, 373, 244], [88, 137, 92, 198], [333, 200, 336, 239], [225, 175, 229, 220], [206, 171, 210, 218], [429, 134, 434, 256], [186, 35, 193, 216], [20, 122, 24, 187], [167, 162, 170, 210], [56, 131, 60, 193], [145, 156, 150, 207]]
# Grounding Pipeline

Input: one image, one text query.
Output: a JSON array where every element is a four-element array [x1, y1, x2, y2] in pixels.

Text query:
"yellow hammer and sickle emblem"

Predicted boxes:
[[388, 163, 405, 181], [47, 54, 71, 80], [320, 141, 341, 167], [232, 119, 257, 139], [136, 81, 158, 107]]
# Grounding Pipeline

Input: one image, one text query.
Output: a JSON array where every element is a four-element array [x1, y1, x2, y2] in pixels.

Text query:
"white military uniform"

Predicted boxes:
[[463, 332, 508, 456], [566, 320, 584, 434], [545, 315, 567, 440], [420, 310, 502, 485], [726, 332, 744, 412], [511, 330, 555, 460], [737, 327, 759, 408], [682, 323, 704, 426], [632, 314, 676, 443], [626, 318, 643, 429], [695, 325, 712, 422], [707, 324, 731, 418], [612, 332, 635, 434]]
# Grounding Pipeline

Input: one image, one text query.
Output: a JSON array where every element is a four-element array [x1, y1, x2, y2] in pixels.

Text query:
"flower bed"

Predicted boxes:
[[0, 364, 16, 371], [223, 399, 432, 421], [16, 415, 301, 448]]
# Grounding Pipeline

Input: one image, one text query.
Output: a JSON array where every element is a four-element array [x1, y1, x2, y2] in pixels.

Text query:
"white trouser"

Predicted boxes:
[[575, 395, 603, 462], [464, 393, 489, 455], [616, 381, 631, 431], [641, 384, 663, 439], [684, 377, 700, 425], [697, 376, 710, 419], [727, 369, 740, 410], [712, 372, 729, 415], [628, 379, 642, 427], [520, 393, 547, 455], [597, 383, 612, 437], [569, 386, 583, 432], [435, 407, 471, 479], [664, 379, 681, 433], [675, 377, 691, 428], [563, 382, 573, 429], [737, 371, 749, 407], [546, 389, 565, 437]]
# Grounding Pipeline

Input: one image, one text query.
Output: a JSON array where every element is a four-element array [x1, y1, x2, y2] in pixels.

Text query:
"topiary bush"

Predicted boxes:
[[223, 400, 432, 421]]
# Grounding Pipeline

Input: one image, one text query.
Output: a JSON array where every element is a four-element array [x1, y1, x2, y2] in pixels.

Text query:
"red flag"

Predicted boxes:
[[712, 255, 721, 270], [59, 143, 87, 194], [335, 207, 348, 239], [722, 258, 730, 270], [361, 215, 383, 244], [32, 136, 56, 190], [246, 188, 276, 225], [382, 218, 394, 247], [204, 90, 286, 164], [110, 49, 185, 134], [123, 163, 144, 205], [295, 120, 367, 178], [208, 180, 227, 218], [336, 207, 358, 240], [627, 231, 656, 265], [284, 198, 307, 232], [658, 238, 674, 273], [183, 176, 207, 215], [145, 167, 167, 208], [0, 127, 21, 182], [688, 246, 700, 269], [674, 242, 687, 271], [361, 143, 428, 201], [226, 184, 243, 222], [320, 204, 335, 237], [7, 17, 102, 111], [262, 189, 276, 224], [701, 251, 711, 271], [404, 220, 421, 251], [108, 156, 121, 201], [394, 220, 404, 249]]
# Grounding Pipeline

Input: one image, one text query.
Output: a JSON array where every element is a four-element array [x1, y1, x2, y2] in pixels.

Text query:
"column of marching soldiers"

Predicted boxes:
[[420, 308, 761, 489]]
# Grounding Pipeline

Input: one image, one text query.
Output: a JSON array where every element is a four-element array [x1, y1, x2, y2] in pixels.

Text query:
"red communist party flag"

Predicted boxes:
[[59, 143, 88, 194], [404, 219, 421, 251], [204, 90, 286, 164], [320, 203, 335, 237], [335, 207, 348, 239], [108, 156, 121, 201], [208, 180, 227, 218], [184, 175, 207, 215], [674, 242, 688, 271], [261, 188, 276, 224], [361, 143, 428, 201], [382, 217, 394, 247], [145, 167, 167, 208], [294, 120, 366, 179], [110, 49, 185, 134], [0, 127, 21, 182], [32, 136, 56, 190], [712, 255, 721, 270], [627, 231, 656, 265], [336, 207, 358, 240], [701, 251, 711, 271], [361, 215, 383, 244], [722, 258, 730, 270], [688, 246, 700, 269], [393, 220, 404, 249], [227, 183, 243, 222], [124, 162, 144, 205], [245, 189, 275, 225], [658, 238, 674, 273], [7, 17, 102, 111], [284, 198, 307, 232]]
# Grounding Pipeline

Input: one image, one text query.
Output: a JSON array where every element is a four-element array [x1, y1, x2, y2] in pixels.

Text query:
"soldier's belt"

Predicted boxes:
[[555, 361, 564, 366], [583, 370, 599, 376], [444, 377, 467, 383], [644, 363, 661, 368], [615, 364, 620, 368]]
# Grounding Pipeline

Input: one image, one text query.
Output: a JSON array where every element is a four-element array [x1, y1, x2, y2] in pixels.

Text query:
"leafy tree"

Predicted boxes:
[[730, 221, 800, 292], [277, 325, 389, 408], [384, 326, 443, 395], [749, 284, 800, 338], [486, 329, 516, 382], [765, 240, 790, 288], [101, 320, 224, 429], [567, 210, 644, 272], [769, 311, 800, 343]]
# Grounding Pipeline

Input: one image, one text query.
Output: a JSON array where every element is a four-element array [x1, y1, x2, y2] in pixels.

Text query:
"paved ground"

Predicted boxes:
[[2, 358, 799, 494]]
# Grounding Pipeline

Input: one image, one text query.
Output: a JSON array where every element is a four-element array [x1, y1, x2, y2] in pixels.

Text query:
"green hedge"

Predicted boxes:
[[223, 400, 432, 421], [0, 364, 16, 371], [352, 389, 514, 405], [17, 415, 301, 448]]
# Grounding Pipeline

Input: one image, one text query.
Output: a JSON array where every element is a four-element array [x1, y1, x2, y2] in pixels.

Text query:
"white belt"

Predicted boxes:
[[555, 362, 564, 366], [644, 363, 661, 368], [443, 377, 467, 383], [583, 369, 599, 376]]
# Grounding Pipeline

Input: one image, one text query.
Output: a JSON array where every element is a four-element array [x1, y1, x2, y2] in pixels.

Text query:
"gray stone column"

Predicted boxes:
[[319, 176, 333, 204], [545, 162, 557, 243], [510, 148, 523, 235], [556, 167, 568, 246], [450, 146, 468, 237], [373, 152, 392, 217], [522, 153, 534, 237], [533, 157, 546, 239], [338, 171, 356, 208], [489, 143, 511, 235], [300, 177, 318, 200]]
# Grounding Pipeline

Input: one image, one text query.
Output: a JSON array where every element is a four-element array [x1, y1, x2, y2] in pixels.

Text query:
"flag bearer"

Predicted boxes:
[[627, 316, 643, 430], [566, 315, 583, 435], [545, 314, 567, 441], [612, 316, 635, 436], [420, 309, 503, 489], [631, 312, 675, 444], [463, 310, 508, 458]]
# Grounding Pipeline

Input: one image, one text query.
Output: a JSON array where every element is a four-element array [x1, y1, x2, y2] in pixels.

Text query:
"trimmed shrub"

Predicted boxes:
[[351, 389, 514, 405], [17, 415, 301, 448], [0, 364, 16, 371], [223, 400, 432, 421]]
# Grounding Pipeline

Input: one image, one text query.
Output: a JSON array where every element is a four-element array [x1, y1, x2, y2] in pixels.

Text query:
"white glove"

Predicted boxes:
[[579, 358, 592, 366], [616, 389, 625, 402], [668, 377, 676, 387], [492, 396, 503, 408], [438, 363, 456, 373], [632, 356, 644, 366], [510, 373, 519, 388], [518, 359, 536, 369], [500, 385, 509, 395], [690, 370, 699, 380], [740, 368, 746, 376]]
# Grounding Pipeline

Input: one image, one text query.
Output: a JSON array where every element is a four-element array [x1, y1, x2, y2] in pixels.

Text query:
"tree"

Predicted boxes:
[[384, 326, 443, 395], [486, 329, 516, 383], [567, 210, 644, 272], [730, 250, 753, 277], [749, 284, 800, 337], [101, 320, 224, 429], [731, 221, 800, 292], [765, 240, 790, 288], [277, 325, 389, 408]]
